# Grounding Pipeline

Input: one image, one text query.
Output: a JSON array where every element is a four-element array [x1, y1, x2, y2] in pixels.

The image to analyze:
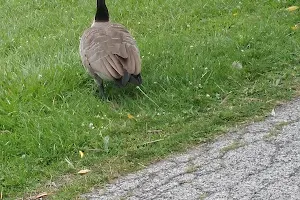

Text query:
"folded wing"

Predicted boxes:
[[79, 23, 141, 82]]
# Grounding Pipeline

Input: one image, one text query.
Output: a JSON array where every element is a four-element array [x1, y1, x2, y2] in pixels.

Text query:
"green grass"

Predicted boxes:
[[0, 0, 299, 199]]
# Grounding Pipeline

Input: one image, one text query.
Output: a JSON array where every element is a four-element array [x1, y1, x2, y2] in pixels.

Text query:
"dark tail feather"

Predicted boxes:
[[121, 71, 130, 86], [115, 72, 142, 87], [114, 71, 132, 87], [129, 74, 142, 85]]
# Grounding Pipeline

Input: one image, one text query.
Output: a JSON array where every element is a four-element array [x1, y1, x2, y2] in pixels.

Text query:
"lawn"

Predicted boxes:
[[0, 0, 299, 199]]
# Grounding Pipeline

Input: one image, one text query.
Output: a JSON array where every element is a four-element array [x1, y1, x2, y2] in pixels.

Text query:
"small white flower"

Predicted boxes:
[[89, 123, 95, 129], [232, 61, 243, 69]]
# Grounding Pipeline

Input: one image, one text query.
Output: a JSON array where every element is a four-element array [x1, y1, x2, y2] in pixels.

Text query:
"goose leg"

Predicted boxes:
[[94, 74, 105, 99]]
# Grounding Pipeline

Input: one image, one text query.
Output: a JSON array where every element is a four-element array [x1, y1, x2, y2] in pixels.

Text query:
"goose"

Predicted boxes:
[[79, 0, 142, 98]]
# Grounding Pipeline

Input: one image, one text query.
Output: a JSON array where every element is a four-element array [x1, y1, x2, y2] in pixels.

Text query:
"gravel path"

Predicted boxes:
[[82, 98, 300, 200]]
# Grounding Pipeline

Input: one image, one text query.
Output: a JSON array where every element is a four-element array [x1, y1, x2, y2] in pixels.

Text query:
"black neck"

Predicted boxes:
[[95, 0, 109, 22]]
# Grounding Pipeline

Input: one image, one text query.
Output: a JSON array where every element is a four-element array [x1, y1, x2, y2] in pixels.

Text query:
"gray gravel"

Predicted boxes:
[[82, 98, 300, 200]]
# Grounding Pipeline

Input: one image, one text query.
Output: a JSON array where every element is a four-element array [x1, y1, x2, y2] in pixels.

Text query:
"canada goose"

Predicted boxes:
[[79, 0, 142, 98]]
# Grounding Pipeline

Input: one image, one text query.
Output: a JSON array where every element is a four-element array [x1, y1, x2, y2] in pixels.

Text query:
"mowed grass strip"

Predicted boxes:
[[0, 0, 299, 199]]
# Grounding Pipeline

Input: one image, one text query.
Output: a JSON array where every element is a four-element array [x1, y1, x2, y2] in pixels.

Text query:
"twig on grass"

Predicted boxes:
[[138, 138, 164, 147]]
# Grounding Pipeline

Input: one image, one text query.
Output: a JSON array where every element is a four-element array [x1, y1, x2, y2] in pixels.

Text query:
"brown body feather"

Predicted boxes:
[[79, 22, 141, 83]]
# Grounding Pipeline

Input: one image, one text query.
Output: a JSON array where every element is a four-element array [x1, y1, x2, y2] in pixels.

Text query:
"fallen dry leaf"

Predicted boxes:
[[79, 150, 84, 158], [34, 192, 48, 199], [286, 6, 299, 12], [127, 114, 135, 119], [291, 23, 300, 30], [78, 169, 91, 175], [232, 61, 243, 69], [271, 109, 276, 117]]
